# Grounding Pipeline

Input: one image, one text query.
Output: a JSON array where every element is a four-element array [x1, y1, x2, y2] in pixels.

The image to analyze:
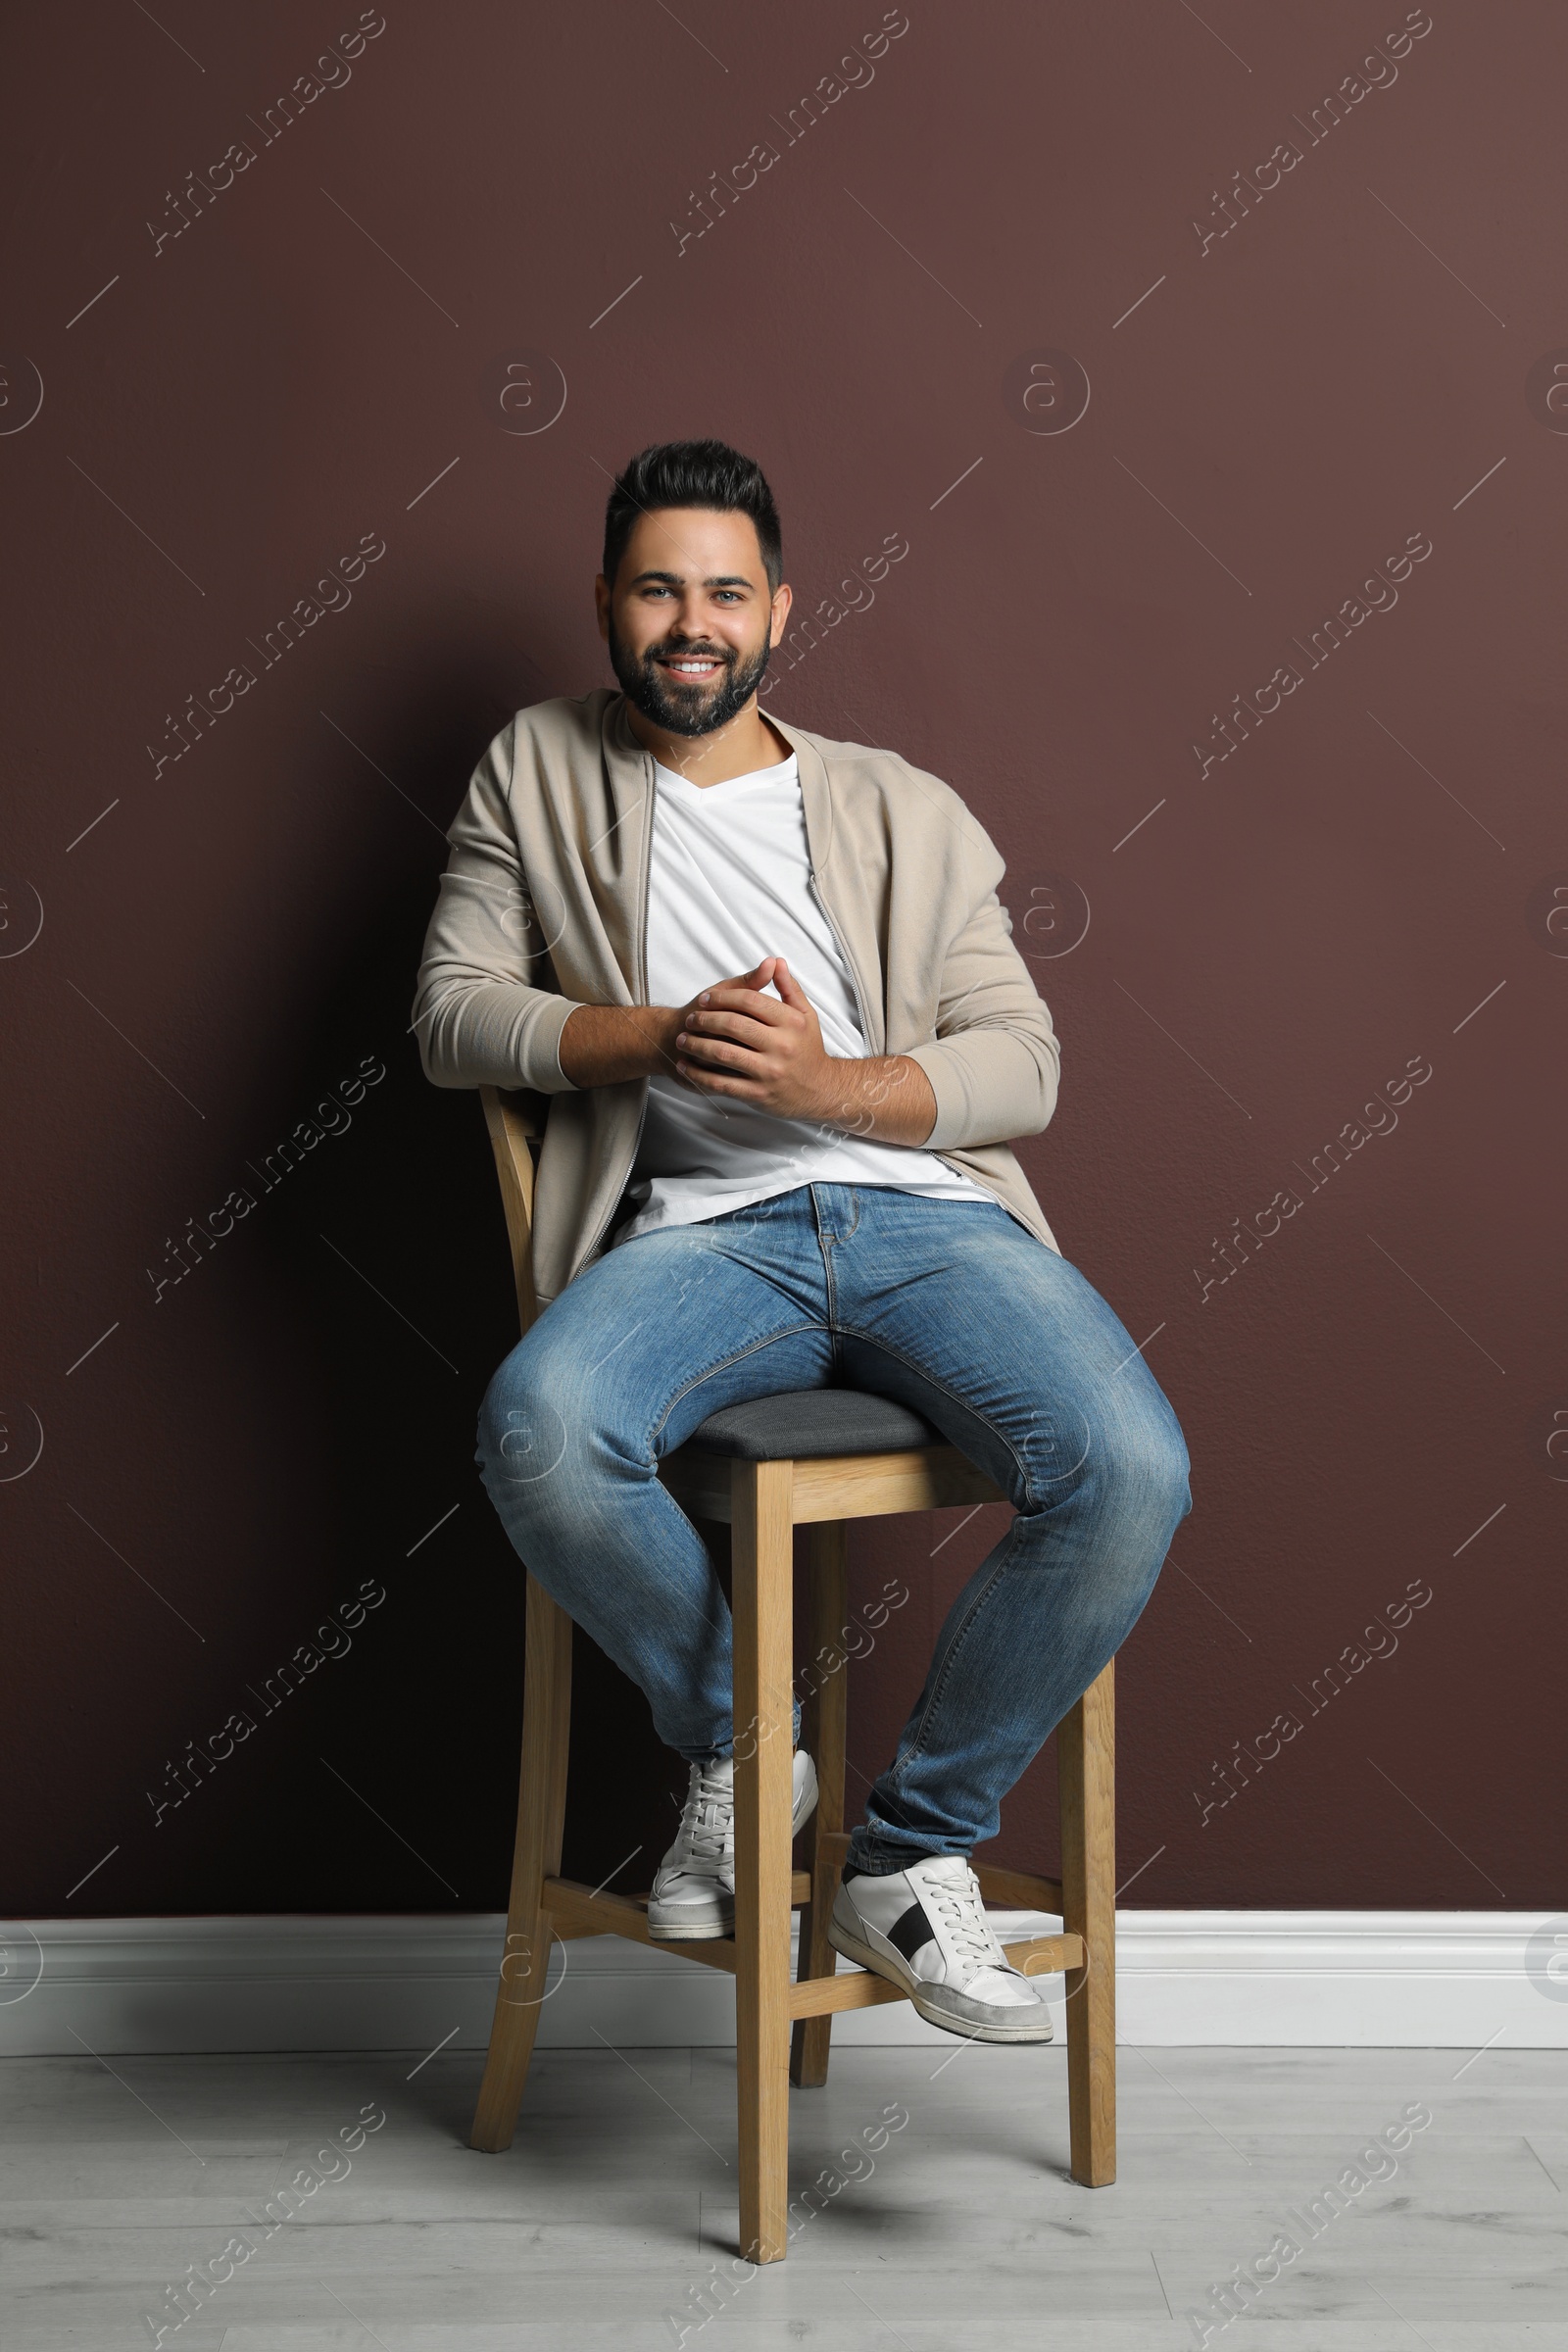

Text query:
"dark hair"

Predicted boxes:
[[602, 438, 783, 592]]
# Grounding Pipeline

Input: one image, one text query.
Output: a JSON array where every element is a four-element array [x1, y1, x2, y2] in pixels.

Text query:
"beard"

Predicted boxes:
[[607, 614, 773, 738]]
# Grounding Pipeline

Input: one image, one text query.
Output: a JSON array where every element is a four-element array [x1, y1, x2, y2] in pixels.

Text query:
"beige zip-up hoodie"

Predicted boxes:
[[413, 690, 1062, 1305]]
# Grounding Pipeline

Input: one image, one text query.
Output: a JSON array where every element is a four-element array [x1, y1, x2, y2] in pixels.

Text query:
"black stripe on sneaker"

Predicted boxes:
[[885, 1898, 937, 1964]]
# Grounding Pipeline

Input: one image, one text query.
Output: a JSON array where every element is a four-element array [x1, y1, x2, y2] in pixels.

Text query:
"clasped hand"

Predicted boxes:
[[672, 957, 835, 1120]]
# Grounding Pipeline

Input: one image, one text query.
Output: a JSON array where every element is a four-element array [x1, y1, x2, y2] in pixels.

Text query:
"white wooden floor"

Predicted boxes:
[[3, 2042, 1565, 2348]]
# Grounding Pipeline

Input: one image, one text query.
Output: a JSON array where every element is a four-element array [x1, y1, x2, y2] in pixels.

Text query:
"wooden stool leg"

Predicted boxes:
[[1059, 1658, 1115, 2185], [791, 1519, 849, 2089], [731, 1459, 796, 2264], [470, 1574, 572, 2153]]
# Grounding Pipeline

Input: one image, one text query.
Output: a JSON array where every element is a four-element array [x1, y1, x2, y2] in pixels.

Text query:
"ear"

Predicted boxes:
[[768, 579, 793, 645]]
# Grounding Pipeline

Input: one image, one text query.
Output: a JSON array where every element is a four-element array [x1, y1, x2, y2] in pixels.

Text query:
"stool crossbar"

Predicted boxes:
[[466, 1085, 1117, 2263]]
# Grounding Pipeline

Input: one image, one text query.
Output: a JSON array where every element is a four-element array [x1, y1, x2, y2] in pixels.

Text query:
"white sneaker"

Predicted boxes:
[[646, 1749, 819, 1940], [827, 1854, 1055, 2042]]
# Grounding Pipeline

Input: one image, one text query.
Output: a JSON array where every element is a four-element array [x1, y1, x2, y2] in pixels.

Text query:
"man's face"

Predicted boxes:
[[597, 508, 790, 738]]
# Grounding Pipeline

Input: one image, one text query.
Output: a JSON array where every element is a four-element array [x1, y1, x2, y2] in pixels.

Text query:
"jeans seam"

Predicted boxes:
[[649, 1323, 825, 1448], [828, 1324, 1038, 1789], [814, 1207, 844, 1379], [832, 1325, 1039, 1514], [808, 1182, 860, 1246], [884, 1513, 1028, 1782]]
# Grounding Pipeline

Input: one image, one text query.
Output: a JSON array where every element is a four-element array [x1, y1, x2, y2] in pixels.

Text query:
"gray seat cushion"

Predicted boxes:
[[683, 1387, 942, 1462]]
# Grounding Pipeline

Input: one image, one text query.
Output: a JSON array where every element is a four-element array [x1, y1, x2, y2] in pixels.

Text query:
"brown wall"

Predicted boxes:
[[2, 2, 1562, 1922]]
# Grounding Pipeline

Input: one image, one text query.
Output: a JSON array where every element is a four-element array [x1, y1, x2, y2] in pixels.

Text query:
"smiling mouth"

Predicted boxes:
[[656, 651, 728, 681]]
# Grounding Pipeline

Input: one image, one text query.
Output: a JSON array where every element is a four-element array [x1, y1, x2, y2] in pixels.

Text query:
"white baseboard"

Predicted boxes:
[[2, 1911, 1562, 2056]]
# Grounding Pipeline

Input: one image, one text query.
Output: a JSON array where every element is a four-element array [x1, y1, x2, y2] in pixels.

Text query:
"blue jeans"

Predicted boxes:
[[476, 1184, 1191, 1875]]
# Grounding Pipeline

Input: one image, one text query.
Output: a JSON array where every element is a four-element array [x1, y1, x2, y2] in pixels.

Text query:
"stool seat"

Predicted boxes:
[[687, 1387, 942, 1460]]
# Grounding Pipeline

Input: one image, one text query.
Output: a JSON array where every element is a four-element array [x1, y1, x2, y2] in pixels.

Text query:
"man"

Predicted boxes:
[[414, 438, 1191, 2042]]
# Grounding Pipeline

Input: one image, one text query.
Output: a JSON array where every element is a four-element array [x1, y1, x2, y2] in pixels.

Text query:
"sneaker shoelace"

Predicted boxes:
[[675, 1766, 735, 1872], [927, 1866, 1009, 1974]]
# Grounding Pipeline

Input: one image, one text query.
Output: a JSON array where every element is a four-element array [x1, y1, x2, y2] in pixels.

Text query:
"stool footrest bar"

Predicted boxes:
[[539, 1873, 811, 1969], [974, 1864, 1066, 1913]]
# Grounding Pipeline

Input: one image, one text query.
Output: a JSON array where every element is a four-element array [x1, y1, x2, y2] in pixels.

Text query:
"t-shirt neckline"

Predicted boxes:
[[653, 750, 799, 803]]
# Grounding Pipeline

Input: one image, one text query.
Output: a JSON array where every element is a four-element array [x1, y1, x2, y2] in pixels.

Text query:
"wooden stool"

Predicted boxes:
[[467, 1086, 1117, 2263]]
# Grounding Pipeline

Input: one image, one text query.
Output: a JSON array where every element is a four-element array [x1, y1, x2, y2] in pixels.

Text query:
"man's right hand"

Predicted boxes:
[[557, 960, 781, 1090]]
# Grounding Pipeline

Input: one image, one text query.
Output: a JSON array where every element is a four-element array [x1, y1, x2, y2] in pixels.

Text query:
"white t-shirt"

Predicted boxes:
[[615, 751, 991, 1243]]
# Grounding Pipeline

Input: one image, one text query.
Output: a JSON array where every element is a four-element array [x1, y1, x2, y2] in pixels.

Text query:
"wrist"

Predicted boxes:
[[814, 1054, 935, 1146], [560, 1003, 683, 1089], [650, 1005, 685, 1076], [806, 1056, 860, 1129]]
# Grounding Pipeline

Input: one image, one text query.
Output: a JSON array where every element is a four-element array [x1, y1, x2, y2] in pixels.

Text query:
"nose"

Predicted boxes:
[[666, 588, 722, 644]]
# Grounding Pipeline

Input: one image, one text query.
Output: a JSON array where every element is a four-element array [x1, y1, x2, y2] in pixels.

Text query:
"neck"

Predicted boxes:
[[623, 695, 790, 787]]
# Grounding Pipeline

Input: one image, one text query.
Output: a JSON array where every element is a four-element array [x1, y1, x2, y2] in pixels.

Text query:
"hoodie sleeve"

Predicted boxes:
[[901, 810, 1060, 1150], [411, 723, 581, 1094]]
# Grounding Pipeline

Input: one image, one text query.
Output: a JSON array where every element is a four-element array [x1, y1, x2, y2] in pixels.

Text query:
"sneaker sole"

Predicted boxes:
[[826, 1914, 1055, 2044], [647, 1759, 820, 1942]]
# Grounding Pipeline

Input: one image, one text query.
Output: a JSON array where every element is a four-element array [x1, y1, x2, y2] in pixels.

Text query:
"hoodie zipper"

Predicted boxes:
[[806, 768, 972, 1181], [791, 745, 879, 1054], [810, 857, 880, 1057]]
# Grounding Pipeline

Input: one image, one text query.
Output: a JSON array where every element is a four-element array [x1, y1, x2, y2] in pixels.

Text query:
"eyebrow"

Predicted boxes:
[[627, 568, 756, 590]]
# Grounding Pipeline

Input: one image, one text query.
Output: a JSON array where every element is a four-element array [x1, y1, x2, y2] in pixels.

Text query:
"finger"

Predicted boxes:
[[675, 1033, 765, 1074], [698, 975, 779, 1010], [695, 986, 791, 1025], [710, 956, 777, 996], [684, 1006, 785, 1045], [770, 956, 811, 1009], [677, 1059, 767, 1102]]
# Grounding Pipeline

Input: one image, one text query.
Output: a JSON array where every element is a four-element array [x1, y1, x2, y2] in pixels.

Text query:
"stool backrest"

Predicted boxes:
[[480, 1085, 549, 1336]]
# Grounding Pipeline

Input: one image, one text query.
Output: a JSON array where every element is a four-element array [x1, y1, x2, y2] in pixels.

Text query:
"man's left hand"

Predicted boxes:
[[674, 956, 833, 1119], [674, 956, 939, 1145]]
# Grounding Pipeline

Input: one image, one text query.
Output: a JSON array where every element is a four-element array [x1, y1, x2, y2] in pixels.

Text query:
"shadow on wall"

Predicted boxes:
[[294, 632, 684, 1908]]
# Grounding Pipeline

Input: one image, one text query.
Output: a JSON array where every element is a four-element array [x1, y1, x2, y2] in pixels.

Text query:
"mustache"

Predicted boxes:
[[647, 641, 734, 666]]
